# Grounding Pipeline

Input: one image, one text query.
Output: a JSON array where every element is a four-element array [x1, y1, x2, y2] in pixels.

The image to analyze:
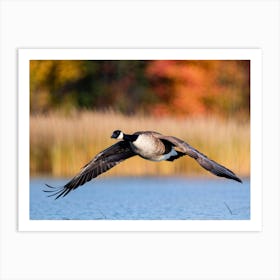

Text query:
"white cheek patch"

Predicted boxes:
[[117, 132, 124, 140]]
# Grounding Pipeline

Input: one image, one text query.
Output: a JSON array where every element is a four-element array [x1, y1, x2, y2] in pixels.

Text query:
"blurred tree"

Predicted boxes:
[[30, 60, 157, 114], [30, 60, 87, 112], [30, 60, 250, 119], [146, 60, 250, 119]]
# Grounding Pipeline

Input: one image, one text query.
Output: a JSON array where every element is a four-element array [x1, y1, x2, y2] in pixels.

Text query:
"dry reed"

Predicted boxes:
[[30, 110, 250, 178]]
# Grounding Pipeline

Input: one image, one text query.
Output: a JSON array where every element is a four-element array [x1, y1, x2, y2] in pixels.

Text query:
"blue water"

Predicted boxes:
[[30, 177, 250, 220]]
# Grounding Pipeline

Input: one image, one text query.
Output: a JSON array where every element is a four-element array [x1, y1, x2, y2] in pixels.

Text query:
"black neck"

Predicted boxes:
[[123, 133, 138, 142]]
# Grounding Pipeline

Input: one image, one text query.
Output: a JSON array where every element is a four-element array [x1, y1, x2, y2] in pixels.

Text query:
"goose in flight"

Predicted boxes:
[[44, 130, 242, 199]]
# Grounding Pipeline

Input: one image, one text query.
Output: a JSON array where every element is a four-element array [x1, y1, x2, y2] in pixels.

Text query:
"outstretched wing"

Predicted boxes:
[[157, 135, 242, 183], [44, 141, 135, 199]]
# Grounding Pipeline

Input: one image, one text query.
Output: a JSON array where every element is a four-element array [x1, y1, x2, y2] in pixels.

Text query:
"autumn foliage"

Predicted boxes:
[[147, 60, 249, 118], [30, 60, 250, 119]]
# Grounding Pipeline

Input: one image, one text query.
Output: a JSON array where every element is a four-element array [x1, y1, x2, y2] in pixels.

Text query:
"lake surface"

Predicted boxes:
[[30, 177, 250, 220]]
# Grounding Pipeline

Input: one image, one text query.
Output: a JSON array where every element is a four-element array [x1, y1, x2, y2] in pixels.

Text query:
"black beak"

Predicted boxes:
[[111, 131, 117, 139]]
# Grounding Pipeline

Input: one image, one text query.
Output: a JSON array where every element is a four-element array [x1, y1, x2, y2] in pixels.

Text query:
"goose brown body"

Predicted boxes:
[[130, 132, 176, 161]]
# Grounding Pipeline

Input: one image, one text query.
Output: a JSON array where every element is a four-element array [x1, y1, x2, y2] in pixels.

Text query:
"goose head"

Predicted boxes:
[[111, 130, 124, 140]]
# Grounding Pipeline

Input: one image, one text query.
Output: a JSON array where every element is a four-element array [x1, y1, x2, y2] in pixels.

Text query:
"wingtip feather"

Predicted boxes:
[[234, 176, 243, 183], [43, 183, 67, 199]]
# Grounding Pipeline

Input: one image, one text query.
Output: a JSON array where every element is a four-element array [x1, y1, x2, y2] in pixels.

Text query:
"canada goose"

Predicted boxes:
[[44, 130, 242, 199]]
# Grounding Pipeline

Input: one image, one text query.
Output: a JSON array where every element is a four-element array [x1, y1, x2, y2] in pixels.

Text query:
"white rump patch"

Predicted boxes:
[[157, 148, 178, 161]]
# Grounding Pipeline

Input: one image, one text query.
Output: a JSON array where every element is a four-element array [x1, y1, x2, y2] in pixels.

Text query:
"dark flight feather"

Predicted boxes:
[[157, 134, 242, 183], [44, 141, 135, 199]]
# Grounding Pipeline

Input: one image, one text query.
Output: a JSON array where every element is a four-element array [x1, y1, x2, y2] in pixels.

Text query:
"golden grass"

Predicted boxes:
[[30, 110, 250, 178]]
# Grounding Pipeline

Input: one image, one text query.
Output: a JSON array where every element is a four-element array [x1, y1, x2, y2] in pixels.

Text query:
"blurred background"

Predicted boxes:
[[30, 60, 250, 178]]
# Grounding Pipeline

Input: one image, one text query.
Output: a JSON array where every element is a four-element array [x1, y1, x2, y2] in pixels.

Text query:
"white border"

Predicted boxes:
[[18, 48, 262, 231]]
